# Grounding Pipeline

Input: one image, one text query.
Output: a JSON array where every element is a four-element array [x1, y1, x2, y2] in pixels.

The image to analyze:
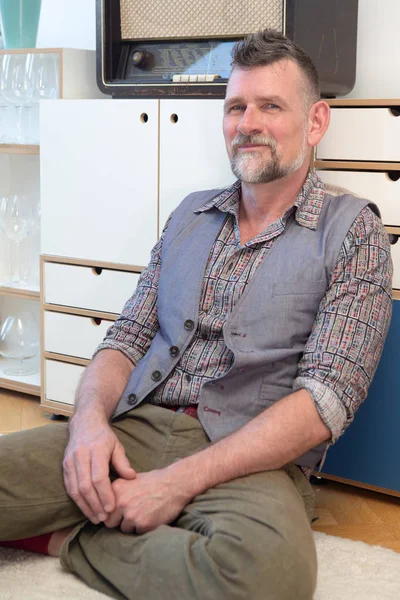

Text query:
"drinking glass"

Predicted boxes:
[[30, 53, 59, 142], [0, 312, 39, 376], [1, 53, 34, 143], [33, 53, 59, 100], [0, 54, 10, 143], [20, 196, 41, 289], [0, 194, 35, 285]]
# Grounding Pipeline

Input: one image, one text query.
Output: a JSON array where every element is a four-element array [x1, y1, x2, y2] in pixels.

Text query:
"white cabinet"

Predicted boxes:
[[40, 98, 234, 414]]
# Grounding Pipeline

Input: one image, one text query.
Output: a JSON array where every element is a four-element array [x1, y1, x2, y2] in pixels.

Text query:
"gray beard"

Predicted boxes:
[[230, 134, 306, 184]]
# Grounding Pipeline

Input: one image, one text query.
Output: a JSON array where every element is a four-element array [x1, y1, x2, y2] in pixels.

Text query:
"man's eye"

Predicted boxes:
[[264, 103, 279, 110], [229, 105, 245, 112]]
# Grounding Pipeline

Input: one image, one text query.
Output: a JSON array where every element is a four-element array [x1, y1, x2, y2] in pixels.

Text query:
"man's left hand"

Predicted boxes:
[[103, 468, 192, 534]]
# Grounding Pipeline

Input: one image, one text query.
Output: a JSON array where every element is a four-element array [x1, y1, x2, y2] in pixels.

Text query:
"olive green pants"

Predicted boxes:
[[0, 404, 317, 600]]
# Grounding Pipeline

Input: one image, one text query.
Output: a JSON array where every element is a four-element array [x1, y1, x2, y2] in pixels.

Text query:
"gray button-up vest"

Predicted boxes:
[[113, 185, 375, 468]]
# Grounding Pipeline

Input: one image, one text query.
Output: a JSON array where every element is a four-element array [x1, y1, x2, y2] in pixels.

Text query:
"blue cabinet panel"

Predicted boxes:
[[321, 299, 400, 492]]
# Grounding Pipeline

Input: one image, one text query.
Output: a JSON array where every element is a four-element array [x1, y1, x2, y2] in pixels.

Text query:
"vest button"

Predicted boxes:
[[127, 393, 137, 405], [184, 319, 194, 331], [151, 370, 162, 382], [169, 346, 179, 357]]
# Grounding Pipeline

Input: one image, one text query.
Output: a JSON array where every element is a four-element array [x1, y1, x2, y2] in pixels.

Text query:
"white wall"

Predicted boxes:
[[37, 0, 96, 50], [345, 0, 400, 99]]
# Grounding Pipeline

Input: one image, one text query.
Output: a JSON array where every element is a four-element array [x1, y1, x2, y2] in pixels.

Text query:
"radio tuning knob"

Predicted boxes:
[[132, 51, 145, 65], [131, 50, 154, 70]]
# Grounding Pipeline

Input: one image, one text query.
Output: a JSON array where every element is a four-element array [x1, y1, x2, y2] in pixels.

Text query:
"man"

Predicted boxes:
[[0, 30, 392, 600]]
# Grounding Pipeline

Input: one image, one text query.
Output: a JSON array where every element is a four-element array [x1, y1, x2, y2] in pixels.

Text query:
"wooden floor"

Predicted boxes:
[[2, 388, 400, 553]]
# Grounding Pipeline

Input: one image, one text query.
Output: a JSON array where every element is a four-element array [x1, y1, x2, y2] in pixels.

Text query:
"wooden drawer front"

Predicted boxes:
[[44, 263, 140, 314], [45, 360, 85, 406], [317, 108, 400, 162], [44, 312, 113, 360], [317, 171, 400, 227], [390, 238, 400, 290]]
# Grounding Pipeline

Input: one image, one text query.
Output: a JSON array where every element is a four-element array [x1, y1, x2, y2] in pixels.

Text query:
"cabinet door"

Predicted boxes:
[[40, 100, 158, 267], [158, 100, 234, 233]]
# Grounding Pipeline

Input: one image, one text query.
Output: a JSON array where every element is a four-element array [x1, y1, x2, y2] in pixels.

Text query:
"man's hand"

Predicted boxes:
[[63, 419, 136, 524], [104, 468, 192, 534]]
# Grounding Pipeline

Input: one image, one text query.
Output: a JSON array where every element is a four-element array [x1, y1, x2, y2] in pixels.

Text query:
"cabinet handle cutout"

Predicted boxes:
[[140, 113, 149, 123], [92, 267, 103, 276], [388, 234, 399, 245], [170, 114, 178, 124], [389, 107, 400, 117], [90, 318, 102, 326], [387, 172, 400, 182]]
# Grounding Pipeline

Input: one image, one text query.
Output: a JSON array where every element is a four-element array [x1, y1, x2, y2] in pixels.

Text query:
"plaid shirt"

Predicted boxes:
[[96, 171, 393, 445]]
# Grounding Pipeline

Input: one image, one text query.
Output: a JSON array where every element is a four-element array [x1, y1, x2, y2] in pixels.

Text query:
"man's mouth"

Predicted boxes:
[[235, 144, 270, 152]]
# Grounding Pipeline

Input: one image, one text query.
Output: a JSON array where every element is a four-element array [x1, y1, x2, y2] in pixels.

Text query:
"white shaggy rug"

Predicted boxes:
[[0, 532, 400, 599]]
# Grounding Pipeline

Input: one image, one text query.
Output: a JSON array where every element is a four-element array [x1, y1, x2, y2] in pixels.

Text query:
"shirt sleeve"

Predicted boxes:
[[293, 206, 393, 443], [93, 214, 173, 365]]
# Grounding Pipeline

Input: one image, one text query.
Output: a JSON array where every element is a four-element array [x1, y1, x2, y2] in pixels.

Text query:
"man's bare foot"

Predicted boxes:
[[48, 527, 75, 557]]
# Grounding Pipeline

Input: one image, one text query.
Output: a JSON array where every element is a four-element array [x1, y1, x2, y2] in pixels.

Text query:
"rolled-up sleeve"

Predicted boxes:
[[293, 206, 393, 442], [93, 214, 172, 365]]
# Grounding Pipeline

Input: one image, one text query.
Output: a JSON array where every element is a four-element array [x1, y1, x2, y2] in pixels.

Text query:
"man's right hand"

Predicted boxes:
[[63, 419, 137, 524]]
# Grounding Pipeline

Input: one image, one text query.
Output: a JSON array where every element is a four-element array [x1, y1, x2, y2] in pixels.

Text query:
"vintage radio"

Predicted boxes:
[[96, 0, 358, 99]]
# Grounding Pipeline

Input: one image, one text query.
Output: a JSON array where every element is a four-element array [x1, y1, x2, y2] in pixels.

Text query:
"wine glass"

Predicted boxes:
[[0, 311, 39, 376], [1, 53, 34, 143], [20, 196, 41, 289], [0, 54, 10, 143], [0, 194, 35, 286], [30, 54, 59, 143], [33, 53, 59, 100]]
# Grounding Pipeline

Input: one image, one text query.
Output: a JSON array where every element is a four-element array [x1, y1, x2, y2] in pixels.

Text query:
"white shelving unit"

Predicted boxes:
[[0, 47, 106, 397]]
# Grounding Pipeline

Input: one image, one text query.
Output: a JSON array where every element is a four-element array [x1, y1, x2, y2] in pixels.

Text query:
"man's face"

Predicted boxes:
[[223, 60, 311, 184]]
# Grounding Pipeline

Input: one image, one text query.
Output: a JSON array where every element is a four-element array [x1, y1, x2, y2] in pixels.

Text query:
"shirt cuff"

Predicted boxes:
[[92, 341, 143, 366], [293, 377, 347, 443]]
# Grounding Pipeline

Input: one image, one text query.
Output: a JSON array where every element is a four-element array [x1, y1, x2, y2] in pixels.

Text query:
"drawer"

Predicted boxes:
[[45, 359, 85, 406], [316, 108, 400, 162], [44, 262, 140, 314], [390, 238, 400, 290], [317, 171, 400, 227], [44, 311, 114, 359]]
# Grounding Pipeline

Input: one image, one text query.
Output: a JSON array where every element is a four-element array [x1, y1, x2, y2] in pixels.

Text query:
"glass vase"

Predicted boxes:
[[0, 0, 42, 50], [0, 311, 39, 376]]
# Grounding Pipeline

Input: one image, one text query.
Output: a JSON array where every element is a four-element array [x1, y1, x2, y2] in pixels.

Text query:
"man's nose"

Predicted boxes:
[[237, 108, 262, 136]]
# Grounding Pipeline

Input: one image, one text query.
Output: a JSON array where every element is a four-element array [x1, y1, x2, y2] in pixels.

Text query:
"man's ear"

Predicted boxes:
[[307, 100, 330, 148]]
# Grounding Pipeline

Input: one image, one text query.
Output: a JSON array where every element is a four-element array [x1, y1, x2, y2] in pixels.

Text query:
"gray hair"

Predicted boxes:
[[231, 29, 320, 106]]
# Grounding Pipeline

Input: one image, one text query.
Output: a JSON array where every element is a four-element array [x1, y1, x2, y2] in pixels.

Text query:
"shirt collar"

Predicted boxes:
[[195, 170, 326, 232]]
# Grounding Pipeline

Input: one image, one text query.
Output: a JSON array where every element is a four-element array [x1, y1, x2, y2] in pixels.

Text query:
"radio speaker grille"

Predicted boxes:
[[120, 0, 283, 40]]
